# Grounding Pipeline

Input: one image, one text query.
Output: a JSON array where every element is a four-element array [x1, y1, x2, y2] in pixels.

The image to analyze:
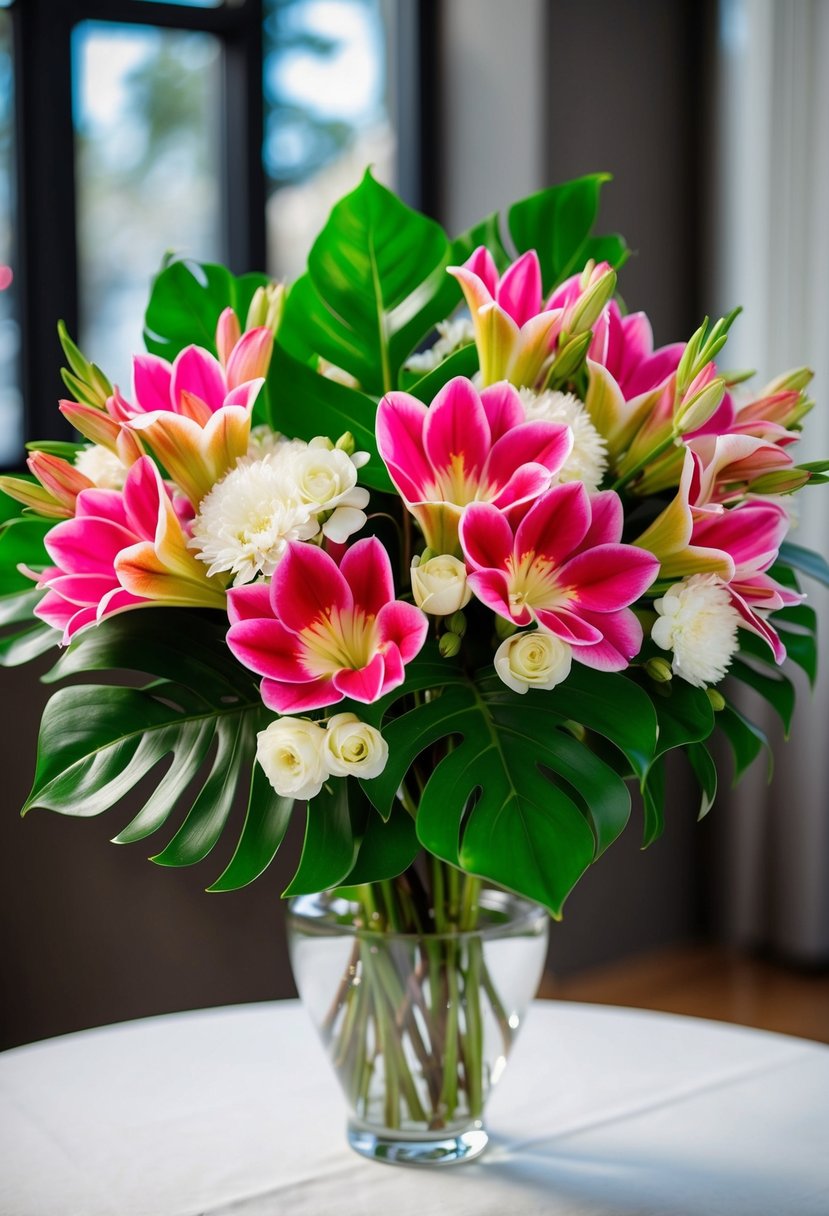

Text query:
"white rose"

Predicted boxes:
[[256, 717, 328, 801], [323, 713, 389, 779], [290, 443, 370, 543], [494, 630, 572, 694], [411, 554, 473, 616]]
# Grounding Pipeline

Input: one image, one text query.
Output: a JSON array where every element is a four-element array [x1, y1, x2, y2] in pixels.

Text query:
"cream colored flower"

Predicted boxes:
[[652, 574, 740, 688], [411, 554, 473, 615], [323, 713, 389, 779], [518, 387, 608, 492], [74, 444, 127, 490], [494, 629, 572, 694], [405, 317, 476, 373], [256, 717, 328, 801], [291, 441, 370, 543]]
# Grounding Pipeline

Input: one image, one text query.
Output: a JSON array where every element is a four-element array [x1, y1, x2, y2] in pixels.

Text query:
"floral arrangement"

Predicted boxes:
[[2, 169, 828, 928]]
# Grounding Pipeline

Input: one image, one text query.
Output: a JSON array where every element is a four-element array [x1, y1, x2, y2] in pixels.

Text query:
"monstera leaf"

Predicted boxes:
[[24, 611, 290, 891], [0, 503, 58, 667], [277, 170, 461, 396]]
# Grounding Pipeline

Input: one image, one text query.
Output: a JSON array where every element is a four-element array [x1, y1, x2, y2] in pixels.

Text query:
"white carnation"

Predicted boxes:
[[652, 574, 740, 688], [405, 317, 476, 373], [494, 629, 572, 694], [323, 713, 389, 779], [257, 717, 328, 801], [74, 444, 127, 490], [246, 426, 306, 461], [518, 387, 608, 493], [189, 455, 318, 586]]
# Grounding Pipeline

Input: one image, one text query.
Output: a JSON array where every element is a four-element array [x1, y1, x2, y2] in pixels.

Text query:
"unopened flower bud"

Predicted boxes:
[[675, 378, 726, 434], [764, 366, 814, 395], [448, 610, 467, 637], [494, 615, 518, 641], [335, 431, 356, 456], [706, 688, 726, 712], [439, 632, 462, 659], [566, 266, 617, 335], [245, 282, 285, 335], [645, 657, 674, 683]]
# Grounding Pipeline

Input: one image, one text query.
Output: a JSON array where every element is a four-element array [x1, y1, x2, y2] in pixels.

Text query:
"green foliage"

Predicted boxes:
[[0, 504, 57, 668]]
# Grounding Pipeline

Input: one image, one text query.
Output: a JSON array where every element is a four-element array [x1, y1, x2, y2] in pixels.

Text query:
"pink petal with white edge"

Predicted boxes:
[[132, 354, 173, 414], [727, 590, 786, 664], [223, 378, 265, 412], [483, 421, 572, 495], [375, 600, 428, 664], [74, 486, 130, 529], [376, 392, 434, 503], [574, 491, 624, 552], [226, 616, 311, 682], [172, 346, 227, 415], [694, 502, 788, 573], [379, 643, 405, 691], [467, 568, 521, 622], [559, 544, 660, 612], [44, 517, 138, 576], [122, 457, 165, 541], [623, 343, 685, 398], [46, 573, 118, 606], [569, 608, 644, 671], [62, 606, 100, 641], [333, 651, 387, 702], [340, 538, 394, 619], [262, 675, 343, 714], [492, 464, 558, 514], [271, 541, 352, 634], [226, 582, 272, 625], [459, 503, 513, 572], [423, 377, 490, 484], [496, 250, 543, 327], [514, 483, 591, 568], [465, 246, 499, 296], [34, 590, 84, 632], [447, 265, 496, 315], [225, 329, 273, 389], [535, 608, 604, 646], [216, 308, 241, 366], [479, 382, 527, 441]]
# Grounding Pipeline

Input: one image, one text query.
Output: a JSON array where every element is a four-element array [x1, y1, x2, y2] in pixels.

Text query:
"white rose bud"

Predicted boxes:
[[494, 630, 572, 694], [410, 554, 473, 616], [323, 713, 389, 779], [256, 717, 328, 801]]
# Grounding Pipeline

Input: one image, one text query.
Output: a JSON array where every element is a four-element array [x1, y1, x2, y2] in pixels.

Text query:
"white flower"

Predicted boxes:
[[246, 426, 306, 461], [518, 387, 608, 492], [74, 444, 127, 490], [189, 455, 318, 586], [652, 574, 740, 688], [494, 629, 572, 694], [405, 317, 476, 373], [411, 554, 472, 615], [291, 441, 370, 543], [323, 713, 389, 779], [256, 717, 328, 801]]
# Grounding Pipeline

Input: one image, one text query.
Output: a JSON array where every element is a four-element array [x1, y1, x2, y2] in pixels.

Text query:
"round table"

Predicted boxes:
[[1, 999, 827, 1215]]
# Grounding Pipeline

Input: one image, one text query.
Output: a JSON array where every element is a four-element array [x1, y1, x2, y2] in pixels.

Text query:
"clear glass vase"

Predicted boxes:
[[286, 886, 549, 1166]]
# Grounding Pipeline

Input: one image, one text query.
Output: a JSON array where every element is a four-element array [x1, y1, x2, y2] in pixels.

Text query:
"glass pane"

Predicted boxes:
[[264, 0, 396, 280], [73, 22, 223, 389], [0, 7, 22, 467]]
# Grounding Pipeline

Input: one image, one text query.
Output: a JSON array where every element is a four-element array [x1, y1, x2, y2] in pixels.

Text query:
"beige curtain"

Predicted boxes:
[[711, 0, 829, 961]]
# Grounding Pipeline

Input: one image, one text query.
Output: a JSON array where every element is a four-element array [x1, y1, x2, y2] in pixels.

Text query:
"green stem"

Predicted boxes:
[[611, 429, 678, 492]]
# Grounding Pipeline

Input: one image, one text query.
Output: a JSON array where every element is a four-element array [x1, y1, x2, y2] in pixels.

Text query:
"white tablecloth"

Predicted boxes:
[[1, 999, 827, 1216]]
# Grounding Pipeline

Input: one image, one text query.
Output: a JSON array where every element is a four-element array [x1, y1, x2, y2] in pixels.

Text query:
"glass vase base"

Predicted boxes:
[[346, 1119, 489, 1167]]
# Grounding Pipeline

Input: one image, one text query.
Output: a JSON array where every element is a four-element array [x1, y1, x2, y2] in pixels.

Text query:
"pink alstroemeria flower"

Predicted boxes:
[[376, 377, 573, 553], [225, 538, 428, 712], [34, 456, 226, 642], [589, 300, 686, 402], [460, 483, 660, 670]]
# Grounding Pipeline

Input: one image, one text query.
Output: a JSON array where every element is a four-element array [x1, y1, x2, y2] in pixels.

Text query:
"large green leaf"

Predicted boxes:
[[0, 517, 51, 594], [282, 780, 362, 897], [23, 610, 290, 889], [640, 678, 715, 845], [266, 344, 393, 492], [0, 518, 57, 667], [276, 170, 460, 395], [143, 258, 269, 362], [730, 656, 795, 736], [718, 699, 772, 784]]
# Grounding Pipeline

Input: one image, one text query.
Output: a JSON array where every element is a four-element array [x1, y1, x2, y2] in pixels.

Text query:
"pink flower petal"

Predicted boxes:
[[493, 463, 557, 513], [376, 392, 434, 504], [223, 378, 265, 412], [623, 343, 684, 398], [514, 483, 591, 569], [575, 491, 624, 551], [569, 608, 644, 671], [483, 421, 571, 495], [261, 675, 343, 713], [467, 568, 521, 622], [423, 377, 490, 486], [226, 617, 309, 681], [727, 589, 786, 664], [378, 642, 405, 692], [44, 517, 138, 576], [496, 250, 543, 326], [271, 542, 352, 634], [226, 583, 272, 626], [465, 246, 499, 296], [459, 503, 513, 572], [340, 538, 394, 619], [47, 572, 118, 607], [74, 487, 129, 528], [132, 354, 173, 414], [225, 329, 273, 389], [122, 457, 164, 541], [172, 346, 227, 415], [375, 600, 428, 664], [558, 543, 659, 612], [333, 652, 386, 702], [479, 382, 526, 441], [535, 608, 604, 645]]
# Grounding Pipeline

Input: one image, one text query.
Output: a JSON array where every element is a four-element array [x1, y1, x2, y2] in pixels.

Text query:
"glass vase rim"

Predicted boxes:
[[286, 885, 549, 944]]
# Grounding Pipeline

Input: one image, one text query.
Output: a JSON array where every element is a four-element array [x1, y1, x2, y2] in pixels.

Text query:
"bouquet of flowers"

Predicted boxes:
[[2, 171, 827, 1150]]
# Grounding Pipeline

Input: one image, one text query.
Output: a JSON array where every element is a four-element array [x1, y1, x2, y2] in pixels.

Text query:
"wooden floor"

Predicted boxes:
[[540, 944, 829, 1044]]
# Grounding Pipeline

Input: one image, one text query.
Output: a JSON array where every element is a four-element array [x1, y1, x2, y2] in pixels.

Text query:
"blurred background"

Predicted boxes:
[[1, 0, 827, 1050]]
